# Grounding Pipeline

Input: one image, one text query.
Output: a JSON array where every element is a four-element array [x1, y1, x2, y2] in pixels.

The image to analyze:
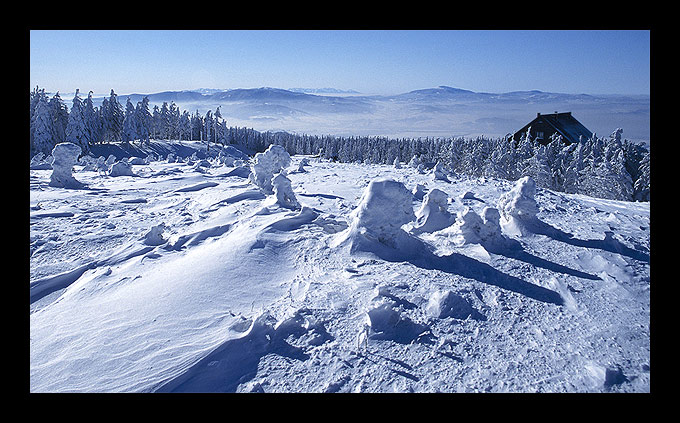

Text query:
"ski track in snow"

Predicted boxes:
[[29, 143, 650, 393]]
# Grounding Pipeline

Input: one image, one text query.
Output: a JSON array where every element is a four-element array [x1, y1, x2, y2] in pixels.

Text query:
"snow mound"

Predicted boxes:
[[425, 290, 474, 319], [31, 153, 52, 170], [412, 183, 427, 200], [142, 224, 167, 246], [109, 158, 136, 177], [335, 179, 420, 261], [249, 145, 291, 194], [49, 142, 83, 188], [411, 188, 456, 235], [129, 157, 146, 165], [432, 162, 450, 182], [272, 171, 300, 209], [498, 176, 539, 236]]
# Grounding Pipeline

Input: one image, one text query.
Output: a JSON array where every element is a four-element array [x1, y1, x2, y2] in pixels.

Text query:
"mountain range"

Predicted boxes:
[[84, 86, 650, 143]]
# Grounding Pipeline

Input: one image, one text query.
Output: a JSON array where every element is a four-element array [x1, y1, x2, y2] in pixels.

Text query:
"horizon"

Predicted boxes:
[[30, 30, 650, 97], [32, 84, 651, 100]]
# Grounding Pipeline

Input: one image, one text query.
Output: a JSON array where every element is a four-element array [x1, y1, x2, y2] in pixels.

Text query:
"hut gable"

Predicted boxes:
[[512, 112, 592, 145]]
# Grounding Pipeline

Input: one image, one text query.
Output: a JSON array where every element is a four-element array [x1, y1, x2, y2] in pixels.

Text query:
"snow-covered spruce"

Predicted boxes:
[[249, 145, 292, 194], [497, 176, 539, 237], [272, 171, 300, 210], [49, 142, 84, 189], [411, 188, 456, 235]]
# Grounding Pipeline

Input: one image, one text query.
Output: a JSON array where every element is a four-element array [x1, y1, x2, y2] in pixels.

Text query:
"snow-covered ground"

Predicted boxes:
[[29, 141, 650, 393]]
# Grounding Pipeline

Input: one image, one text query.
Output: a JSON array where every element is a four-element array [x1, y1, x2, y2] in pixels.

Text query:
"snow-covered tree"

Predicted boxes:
[[65, 89, 89, 154], [634, 151, 650, 202], [83, 91, 100, 145], [31, 92, 55, 156], [100, 89, 123, 143], [122, 97, 138, 143], [135, 97, 152, 144], [179, 110, 191, 141], [48, 92, 69, 146]]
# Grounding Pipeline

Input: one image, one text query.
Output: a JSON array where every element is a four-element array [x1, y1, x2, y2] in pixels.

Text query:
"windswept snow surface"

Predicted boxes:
[[30, 141, 650, 393]]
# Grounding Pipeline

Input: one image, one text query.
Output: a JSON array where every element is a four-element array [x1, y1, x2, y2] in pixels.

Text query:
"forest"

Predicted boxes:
[[29, 87, 650, 202]]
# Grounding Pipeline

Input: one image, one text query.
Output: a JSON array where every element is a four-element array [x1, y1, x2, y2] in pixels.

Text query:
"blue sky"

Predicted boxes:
[[30, 30, 650, 96]]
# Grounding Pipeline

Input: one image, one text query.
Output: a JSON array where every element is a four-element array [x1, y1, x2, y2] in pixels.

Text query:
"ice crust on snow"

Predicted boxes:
[[49, 142, 83, 188]]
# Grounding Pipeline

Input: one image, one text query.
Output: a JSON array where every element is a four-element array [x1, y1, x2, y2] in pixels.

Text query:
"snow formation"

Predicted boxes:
[[48, 142, 83, 188], [109, 158, 136, 177], [29, 140, 651, 393], [340, 179, 415, 253], [272, 171, 300, 209], [249, 144, 292, 194], [411, 188, 456, 234], [498, 176, 539, 236]]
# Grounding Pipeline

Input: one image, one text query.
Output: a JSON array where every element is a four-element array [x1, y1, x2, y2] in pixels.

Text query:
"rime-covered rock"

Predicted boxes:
[[479, 206, 503, 242], [447, 207, 485, 244], [105, 154, 117, 167], [49, 142, 83, 188], [30, 152, 52, 170], [129, 157, 146, 165], [142, 224, 167, 246]]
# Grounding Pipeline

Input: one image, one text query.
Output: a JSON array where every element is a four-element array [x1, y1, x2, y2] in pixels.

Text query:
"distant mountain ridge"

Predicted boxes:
[[79, 85, 646, 106], [62, 86, 648, 142]]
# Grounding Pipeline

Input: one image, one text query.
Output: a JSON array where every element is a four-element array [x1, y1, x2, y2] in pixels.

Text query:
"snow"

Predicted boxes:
[[48, 142, 83, 189], [249, 144, 292, 195], [30, 140, 650, 393]]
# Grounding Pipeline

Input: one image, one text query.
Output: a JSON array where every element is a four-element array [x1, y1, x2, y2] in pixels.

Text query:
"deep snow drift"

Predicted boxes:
[[30, 140, 650, 393]]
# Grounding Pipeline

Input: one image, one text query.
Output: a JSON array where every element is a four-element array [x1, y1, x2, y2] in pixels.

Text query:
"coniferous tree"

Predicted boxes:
[[65, 89, 89, 153], [49, 92, 69, 145], [179, 110, 191, 141], [122, 97, 138, 143], [135, 97, 152, 144], [634, 151, 650, 202], [31, 93, 55, 156], [83, 91, 100, 145], [100, 89, 124, 143], [204, 110, 213, 147]]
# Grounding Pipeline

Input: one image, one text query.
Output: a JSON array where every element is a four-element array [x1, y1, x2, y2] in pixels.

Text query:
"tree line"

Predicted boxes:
[[29, 86, 650, 202], [30, 87, 230, 157]]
